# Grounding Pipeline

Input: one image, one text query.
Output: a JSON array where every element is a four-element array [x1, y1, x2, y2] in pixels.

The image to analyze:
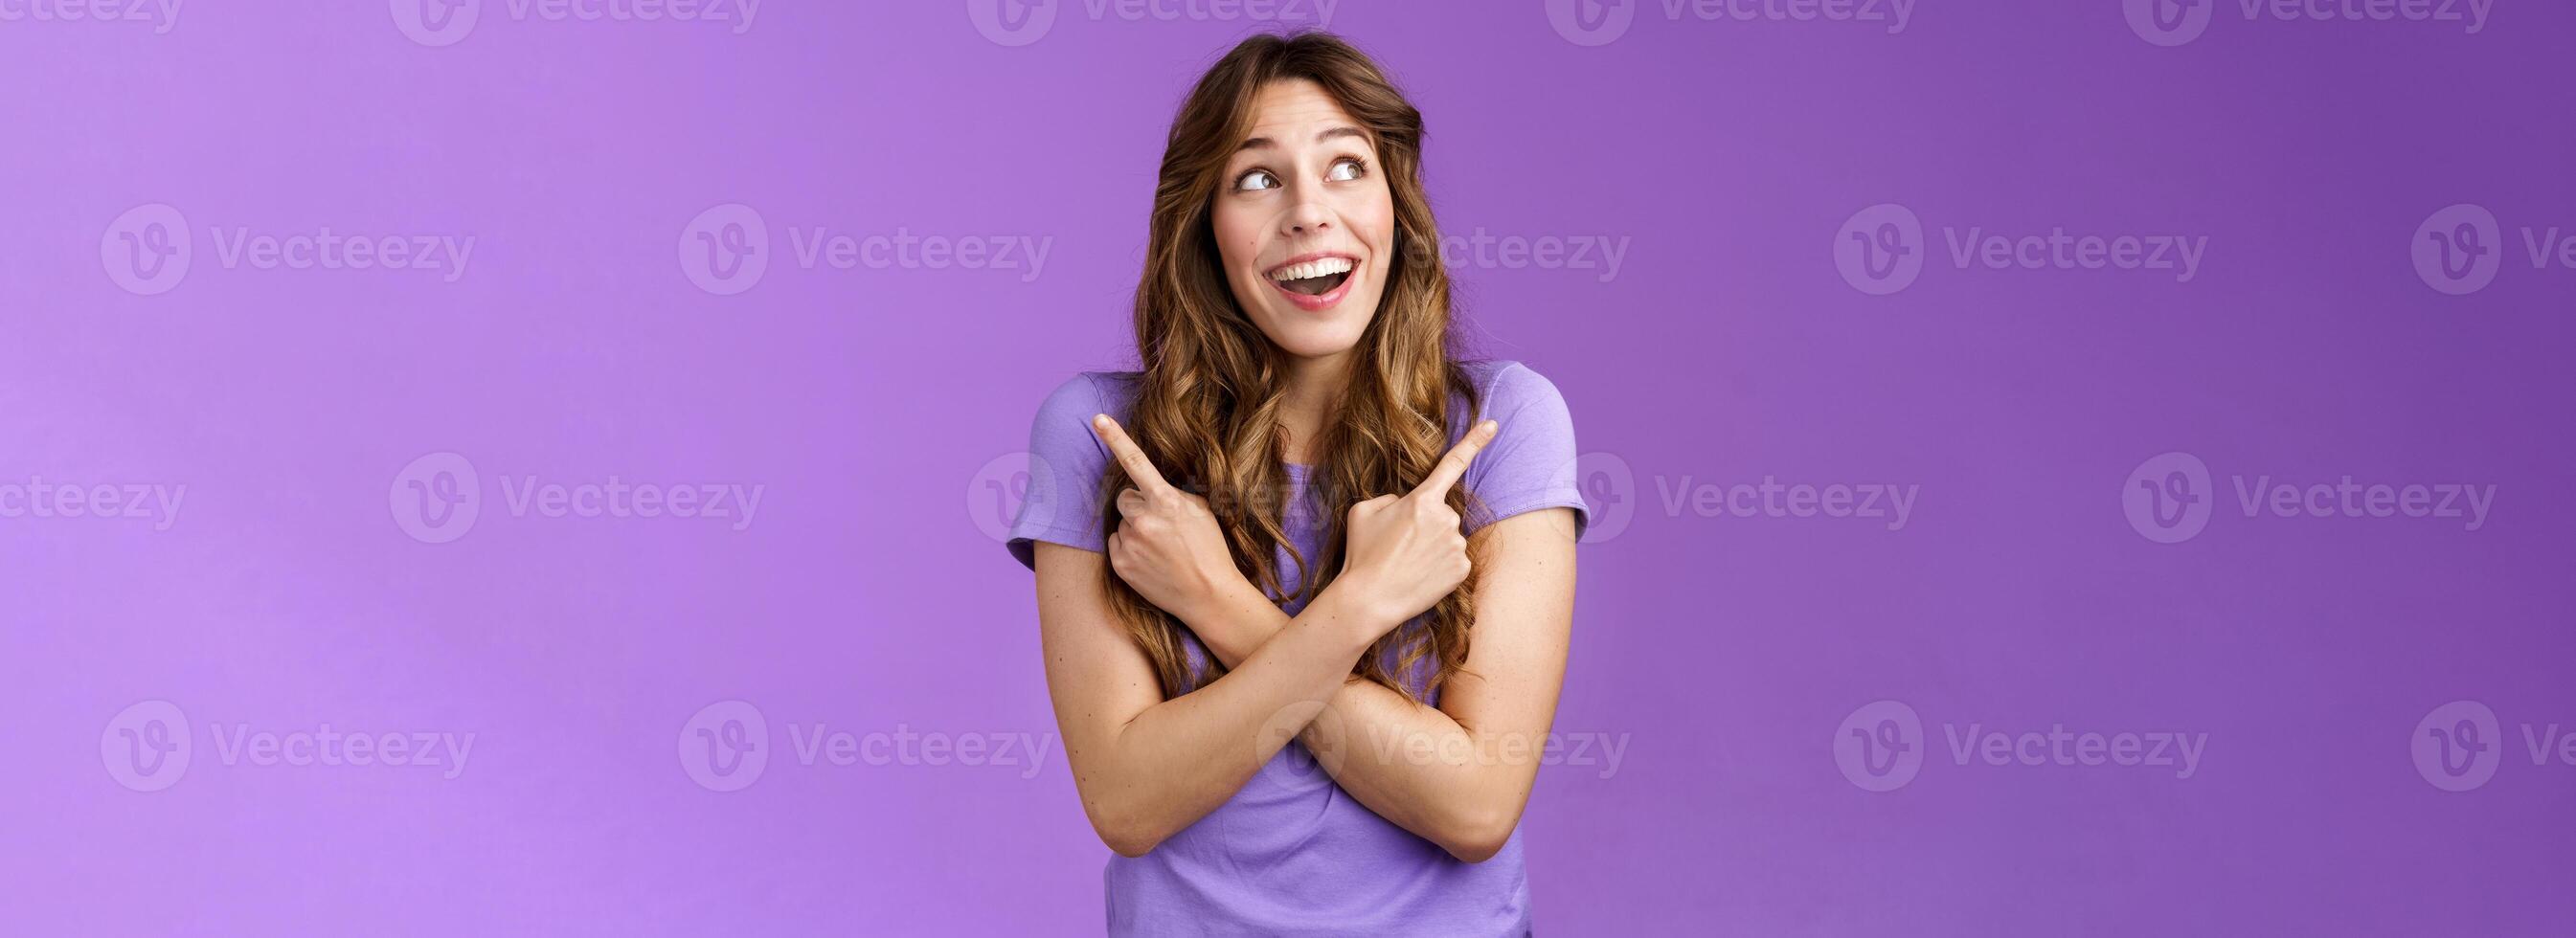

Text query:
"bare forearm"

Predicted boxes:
[[1075, 589, 1377, 855], [1299, 677, 1541, 862], [1183, 588, 1533, 860]]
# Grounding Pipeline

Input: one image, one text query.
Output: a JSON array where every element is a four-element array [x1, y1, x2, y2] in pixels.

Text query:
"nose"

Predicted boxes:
[[1282, 197, 1333, 237]]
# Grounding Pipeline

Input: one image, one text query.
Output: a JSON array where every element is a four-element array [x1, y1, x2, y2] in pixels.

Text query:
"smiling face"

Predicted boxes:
[[1209, 78, 1396, 366]]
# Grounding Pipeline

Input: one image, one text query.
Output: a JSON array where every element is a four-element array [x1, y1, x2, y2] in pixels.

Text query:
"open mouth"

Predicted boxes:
[[1268, 256, 1354, 297]]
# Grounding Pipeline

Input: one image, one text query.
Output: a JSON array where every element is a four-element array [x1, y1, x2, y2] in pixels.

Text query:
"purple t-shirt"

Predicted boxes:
[[1006, 359, 1587, 937]]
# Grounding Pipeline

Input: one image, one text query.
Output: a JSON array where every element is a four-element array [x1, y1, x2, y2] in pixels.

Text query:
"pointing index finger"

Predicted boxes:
[[1091, 413, 1173, 494], [1410, 419, 1499, 502]]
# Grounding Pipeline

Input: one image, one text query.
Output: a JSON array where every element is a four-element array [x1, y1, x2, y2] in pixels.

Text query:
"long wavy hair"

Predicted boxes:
[[1100, 31, 1485, 703]]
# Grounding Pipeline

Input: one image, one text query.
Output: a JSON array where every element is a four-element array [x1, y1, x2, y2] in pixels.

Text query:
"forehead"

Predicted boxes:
[[1242, 78, 1364, 145]]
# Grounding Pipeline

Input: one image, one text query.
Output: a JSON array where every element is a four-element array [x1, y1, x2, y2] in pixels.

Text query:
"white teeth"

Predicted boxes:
[[1268, 257, 1354, 281]]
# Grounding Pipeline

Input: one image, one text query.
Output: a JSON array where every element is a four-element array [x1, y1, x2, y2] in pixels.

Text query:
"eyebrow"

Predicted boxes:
[[1235, 125, 1368, 153]]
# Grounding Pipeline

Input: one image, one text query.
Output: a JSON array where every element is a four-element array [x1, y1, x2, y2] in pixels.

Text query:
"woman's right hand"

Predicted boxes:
[[1335, 419, 1499, 630]]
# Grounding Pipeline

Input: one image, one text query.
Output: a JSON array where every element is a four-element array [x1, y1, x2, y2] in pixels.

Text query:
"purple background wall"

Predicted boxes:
[[5, 1, 2571, 934]]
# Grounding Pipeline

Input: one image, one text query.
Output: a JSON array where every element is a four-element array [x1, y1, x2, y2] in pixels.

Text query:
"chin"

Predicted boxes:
[[1267, 326, 1367, 360], [1251, 301, 1376, 361]]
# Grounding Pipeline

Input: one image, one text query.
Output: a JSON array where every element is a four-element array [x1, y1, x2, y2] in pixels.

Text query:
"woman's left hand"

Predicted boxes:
[[1093, 413, 1247, 625]]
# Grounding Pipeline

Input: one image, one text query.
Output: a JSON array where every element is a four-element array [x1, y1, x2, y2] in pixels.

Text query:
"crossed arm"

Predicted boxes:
[[1032, 415, 1575, 862]]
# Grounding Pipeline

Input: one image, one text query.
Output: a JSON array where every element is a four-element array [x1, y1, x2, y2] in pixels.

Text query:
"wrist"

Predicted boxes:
[[1307, 577, 1397, 655], [1168, 569, 1269, 666], [1177, 561, 1250, 622]]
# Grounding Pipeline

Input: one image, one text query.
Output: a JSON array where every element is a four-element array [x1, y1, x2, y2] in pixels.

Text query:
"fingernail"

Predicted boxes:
[[1092, 413, 1110, 430]]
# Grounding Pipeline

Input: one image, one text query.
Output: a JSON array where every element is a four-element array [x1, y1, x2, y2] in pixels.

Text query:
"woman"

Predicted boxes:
[[1006, 31, 1587, 937]]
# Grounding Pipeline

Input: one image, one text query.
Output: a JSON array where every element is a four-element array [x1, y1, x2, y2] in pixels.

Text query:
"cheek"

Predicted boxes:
[[1357, 205, 1397, 284], [1209, 204, 1263, 275], [1362, 194, 1395, 242], [1352, 190, 1396, 261]]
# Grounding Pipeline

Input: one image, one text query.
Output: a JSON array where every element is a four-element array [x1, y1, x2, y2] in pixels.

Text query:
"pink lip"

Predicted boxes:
[[1265, 253, 1359, 312]]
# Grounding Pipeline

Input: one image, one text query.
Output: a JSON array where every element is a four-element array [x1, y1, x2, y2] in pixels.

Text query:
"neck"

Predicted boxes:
[[1277, 350, 1350, 465]]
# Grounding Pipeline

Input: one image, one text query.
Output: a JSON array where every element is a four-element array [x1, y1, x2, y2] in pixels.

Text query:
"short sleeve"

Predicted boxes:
[[1006, 372, 1120, 570], [1458, 362, 1589, 540]]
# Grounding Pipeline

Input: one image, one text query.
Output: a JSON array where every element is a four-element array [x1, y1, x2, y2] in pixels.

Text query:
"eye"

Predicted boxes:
[[1327, 157, 1368, 182], [1232, 168, 1279, 192]]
